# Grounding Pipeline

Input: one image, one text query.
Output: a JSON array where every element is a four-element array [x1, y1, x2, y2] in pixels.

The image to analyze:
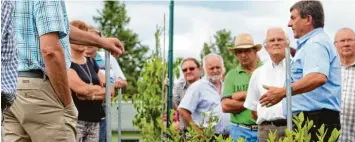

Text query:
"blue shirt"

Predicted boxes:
[[282, 28, 341, 116], [94, 53, 105, 69], [14, 1, 71, 72], [178, 78, 229, 134]]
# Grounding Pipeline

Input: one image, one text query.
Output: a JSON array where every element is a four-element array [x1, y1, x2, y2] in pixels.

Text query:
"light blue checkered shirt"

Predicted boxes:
[[14, 1, 71, 73]]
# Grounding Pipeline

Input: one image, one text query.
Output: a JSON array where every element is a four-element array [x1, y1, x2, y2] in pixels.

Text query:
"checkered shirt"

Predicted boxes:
[[1, 0, 18, 106], [14, 1, 71, 73], [339, 62, 355, 142], [173, 79, 189, 106]]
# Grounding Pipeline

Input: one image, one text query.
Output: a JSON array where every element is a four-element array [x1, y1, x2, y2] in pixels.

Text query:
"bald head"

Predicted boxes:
[[335, 28, 355, 41], [265, 27, 288, 42], [203, 53, 224, 83], [334, 28, 355, 59], [264, 27, 289, 62]]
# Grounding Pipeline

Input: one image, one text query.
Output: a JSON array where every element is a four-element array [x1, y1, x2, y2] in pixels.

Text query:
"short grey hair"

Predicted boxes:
[[264, 27, 290, 46], [290, 0, 324, 28], [202, 53, 224, 73]]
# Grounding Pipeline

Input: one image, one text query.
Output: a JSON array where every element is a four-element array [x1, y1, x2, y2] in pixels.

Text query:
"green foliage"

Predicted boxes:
[[267, 112, 340, 142], [162, 110, 236, 142], [200, 29, 239, 73], [94, 1, 149, 99], [139, 111, 340, 142], [132, 56, 166, 139], [173, 57, 183, 79]]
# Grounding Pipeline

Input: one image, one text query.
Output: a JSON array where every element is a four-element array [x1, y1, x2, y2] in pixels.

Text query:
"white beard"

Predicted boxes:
[[207, 75, 221, 83]]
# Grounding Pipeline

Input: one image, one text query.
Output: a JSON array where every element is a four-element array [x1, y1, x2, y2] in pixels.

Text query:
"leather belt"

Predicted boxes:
[[18, 70, 47, 79], [233, 123, 258, 131], [261, 119, 287, 126]]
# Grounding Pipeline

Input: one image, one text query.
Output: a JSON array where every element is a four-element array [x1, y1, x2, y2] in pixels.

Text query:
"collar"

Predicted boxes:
[[182, 77, 202, 89], [236, 60, 263, 73], [201, 77, 224, 90], [296, 28, 324, 50], [182, 81, 189, 90], [271, 58, 287, 68], [94, 54, 103, 61], [341, 60, 355, 68]]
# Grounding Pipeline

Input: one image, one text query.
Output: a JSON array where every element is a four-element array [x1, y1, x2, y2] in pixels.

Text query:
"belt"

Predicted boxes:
[[233, 123, 258, 131], [301, 109, 340, 124], [261, 119, 287, 126], [18, 70, 47, 79]]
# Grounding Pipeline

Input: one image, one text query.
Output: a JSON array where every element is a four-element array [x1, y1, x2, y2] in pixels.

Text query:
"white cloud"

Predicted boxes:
[[66, 1, 355, 63]]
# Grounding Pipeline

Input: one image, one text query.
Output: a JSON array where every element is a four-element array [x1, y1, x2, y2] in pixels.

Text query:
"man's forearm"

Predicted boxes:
[[291, 73, 327, 95], [69, 25, 104, 49], [179, 109, 204, 136], [221, 98, 245, 113], [251, 111, 258, 120], [41, 42, 71, 107]]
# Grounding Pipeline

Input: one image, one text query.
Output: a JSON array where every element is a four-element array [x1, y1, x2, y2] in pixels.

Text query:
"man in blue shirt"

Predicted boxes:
[[178, 54, 229, 139], [259, 1, 341, 141]]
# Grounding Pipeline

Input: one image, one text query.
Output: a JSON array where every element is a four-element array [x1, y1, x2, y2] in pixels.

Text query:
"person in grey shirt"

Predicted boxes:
[[178, 53, 229, 138]]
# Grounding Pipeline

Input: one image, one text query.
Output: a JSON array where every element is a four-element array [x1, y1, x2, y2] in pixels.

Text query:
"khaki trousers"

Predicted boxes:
[[3, 77, 78, 142], [258, 123, 286, 142]]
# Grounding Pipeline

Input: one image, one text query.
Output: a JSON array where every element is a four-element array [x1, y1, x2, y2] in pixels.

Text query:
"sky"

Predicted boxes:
[[66, 0, 355, 63]]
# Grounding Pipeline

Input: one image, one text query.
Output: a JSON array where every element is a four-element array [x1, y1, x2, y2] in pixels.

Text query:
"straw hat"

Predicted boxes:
[[228, 33, 262, 52]]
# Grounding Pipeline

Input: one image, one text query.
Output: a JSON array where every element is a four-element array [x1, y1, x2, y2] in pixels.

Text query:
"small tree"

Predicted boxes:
[[200, 29, 238, 73]]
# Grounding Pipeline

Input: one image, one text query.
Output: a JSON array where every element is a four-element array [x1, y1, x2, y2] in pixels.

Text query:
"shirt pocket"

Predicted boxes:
[[291, 58, 303, 81]]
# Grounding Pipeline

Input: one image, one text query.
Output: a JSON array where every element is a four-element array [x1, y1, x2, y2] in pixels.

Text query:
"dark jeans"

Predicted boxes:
[[296, 109, 341, 142], [99, 118, 106, 142], [99, 103, 107, 142]]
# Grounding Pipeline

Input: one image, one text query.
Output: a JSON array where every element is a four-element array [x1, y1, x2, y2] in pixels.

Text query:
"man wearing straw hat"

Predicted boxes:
[[244, 27, 289, 141], [260, 1, 341, 141], [221, 33, 262, 141]]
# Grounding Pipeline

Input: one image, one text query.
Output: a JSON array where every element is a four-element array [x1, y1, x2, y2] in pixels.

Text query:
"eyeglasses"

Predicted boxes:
[[182, 67, 196, 73], [267, 38, 286, 43], [335, 38, 355, 44], [234, 48, 256, 54]]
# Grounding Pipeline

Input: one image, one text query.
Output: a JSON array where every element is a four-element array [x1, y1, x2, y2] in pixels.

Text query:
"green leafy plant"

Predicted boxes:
[[267, 112, 340, 142]]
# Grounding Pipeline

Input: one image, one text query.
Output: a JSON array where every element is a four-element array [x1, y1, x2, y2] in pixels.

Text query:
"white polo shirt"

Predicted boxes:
[[244, 59, 286, 124]]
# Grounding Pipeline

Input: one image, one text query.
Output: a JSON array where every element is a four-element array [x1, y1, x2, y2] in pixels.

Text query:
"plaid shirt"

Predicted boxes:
[[339, 62, 355, 142], [173, 79, 189, 106], [14, 1, 71, 73], [1, 0, 17, 106]]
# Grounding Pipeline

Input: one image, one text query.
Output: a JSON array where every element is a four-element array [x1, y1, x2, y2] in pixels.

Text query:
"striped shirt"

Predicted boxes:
[[339, 62, 355, 142], [14, 1, 71, 73], [1, 0, 17, 106]]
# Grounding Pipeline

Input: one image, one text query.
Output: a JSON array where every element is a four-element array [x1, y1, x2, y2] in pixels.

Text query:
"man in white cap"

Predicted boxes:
[[221, 33, 262, 141]]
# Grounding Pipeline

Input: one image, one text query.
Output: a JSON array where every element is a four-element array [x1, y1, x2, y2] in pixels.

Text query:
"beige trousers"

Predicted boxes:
[[258, 123, 286, 142], [3, 77, 78, 142]]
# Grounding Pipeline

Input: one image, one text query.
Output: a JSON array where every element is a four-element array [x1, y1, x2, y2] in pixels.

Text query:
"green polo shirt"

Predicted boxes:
[[222, 61, 262, 125]]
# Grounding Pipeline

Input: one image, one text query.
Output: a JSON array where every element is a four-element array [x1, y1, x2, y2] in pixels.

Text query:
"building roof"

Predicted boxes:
[[111, 102, 140, 132]]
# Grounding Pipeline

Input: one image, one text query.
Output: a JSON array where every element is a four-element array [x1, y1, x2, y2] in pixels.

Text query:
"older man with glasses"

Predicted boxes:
[[244, 28, 290, 141]]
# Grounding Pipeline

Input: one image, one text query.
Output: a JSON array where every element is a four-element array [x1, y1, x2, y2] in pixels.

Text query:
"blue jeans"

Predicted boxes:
[[229, 124, 258, 142], [99, 118, 106, 142], [99, 103, 107, 142]]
